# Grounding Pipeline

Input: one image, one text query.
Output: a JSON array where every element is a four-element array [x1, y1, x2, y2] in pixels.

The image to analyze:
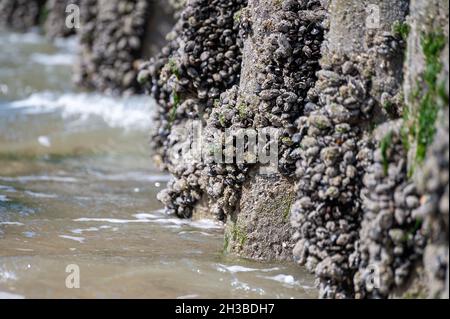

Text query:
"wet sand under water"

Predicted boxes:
[[0, 30, 317, 299]]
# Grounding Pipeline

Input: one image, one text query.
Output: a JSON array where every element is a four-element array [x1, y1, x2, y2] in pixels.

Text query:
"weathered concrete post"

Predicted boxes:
[[221, 0, 326, 261]]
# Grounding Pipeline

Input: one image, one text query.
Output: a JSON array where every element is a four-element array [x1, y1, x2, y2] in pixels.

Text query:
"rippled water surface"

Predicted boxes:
[[0, 30, 316, 299]]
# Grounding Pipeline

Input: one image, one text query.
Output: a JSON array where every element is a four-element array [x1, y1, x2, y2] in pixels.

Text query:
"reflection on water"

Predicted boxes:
[[0, 30, 317, 299]]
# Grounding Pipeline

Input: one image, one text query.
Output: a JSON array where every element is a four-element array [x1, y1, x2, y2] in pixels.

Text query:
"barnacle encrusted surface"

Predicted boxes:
[[353, 122, 426, 299], [290, 0, 410, 298], [139, 0, 248, 218], [416, 107, 449, 298], [77, 0, 175, 95], [217, 0, 326, 259], [140, 0, 449, 299]]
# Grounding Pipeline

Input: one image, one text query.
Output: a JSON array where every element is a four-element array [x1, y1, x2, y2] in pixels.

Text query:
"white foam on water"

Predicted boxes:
[[0, 194, 9, 202], [263, 274, 297, 286], [149, 218, 223, 230], [70, 226, 112, 235], [75, 213, 223, 231], [23, 231, 36, 238], [37, 136, 51, 147], [74, 217, 150, 224], [230, 278, 266, 295], [70, 227, 99, 234], [0, 268, 18, 283], [217, 264, 280, 274], [31, 53, 75, 66], [151, 218, 191, 226], [133, 213, 159, 220], [0, 291, 24, 299], [1, 31, 43, 44], [189, 219, 224, 230], [262, 274, 316, 290], [10, 91, 154, 131], [53, 36, 79, 53], [92, 172, 172, 183], [59, 235, 85, 243], [0, 175, 78, 183], [0, 222, 24, 226], [24, 191, 58, 199], [0, 185, 15, 192]]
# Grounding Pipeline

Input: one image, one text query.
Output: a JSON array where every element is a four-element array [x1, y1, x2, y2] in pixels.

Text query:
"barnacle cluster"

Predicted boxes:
[[77, 0, 160, 95], [353, 122, 426, 299], [139, 0, 248, 218], [141, 0, 326, 222], [290, 3, 410, 296], [291, 52, 375, 299], [204, 0, 326, 222], [414, 105, 449, 298]]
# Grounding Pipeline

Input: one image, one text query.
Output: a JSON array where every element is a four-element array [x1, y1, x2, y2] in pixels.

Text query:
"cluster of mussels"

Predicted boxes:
[[44, 0, 80, 38], [77, 0, 151, 95], [0, 0, 44, 31], [201, 85, 248, 219], [415, 107, 449, 298], [353, 122, 426, 299], [139, 0, 248, 218], [290, 12, 411, 296], [291, 50, 377, 298], [204, 0, 326, 220]]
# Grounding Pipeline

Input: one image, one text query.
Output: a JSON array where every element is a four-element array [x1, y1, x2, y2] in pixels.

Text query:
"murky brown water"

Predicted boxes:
[[0, 30, 316, 299]]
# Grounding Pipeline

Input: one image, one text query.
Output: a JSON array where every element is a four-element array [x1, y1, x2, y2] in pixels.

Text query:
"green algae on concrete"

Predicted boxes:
[[402, 31, 447, 176]]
